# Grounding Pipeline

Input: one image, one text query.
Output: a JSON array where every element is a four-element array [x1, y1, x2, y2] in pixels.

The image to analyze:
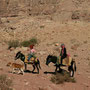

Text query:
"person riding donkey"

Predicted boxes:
[[56, 44, 67, 65], [28, 45, 36, 62], [60, 44, 67, 65]]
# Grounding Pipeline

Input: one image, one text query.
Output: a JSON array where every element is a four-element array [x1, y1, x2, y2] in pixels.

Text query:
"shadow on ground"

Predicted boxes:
[[24, 70, 39, 74], [44, 69, 69, 75]]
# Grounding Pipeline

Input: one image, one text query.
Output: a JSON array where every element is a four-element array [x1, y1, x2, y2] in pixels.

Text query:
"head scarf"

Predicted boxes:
[[30, 45, 34, 49], [61, 44, 65, 55], [61, 44, 65, 48]]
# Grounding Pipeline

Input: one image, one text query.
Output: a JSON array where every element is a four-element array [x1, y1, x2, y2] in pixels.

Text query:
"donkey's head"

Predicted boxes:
[[15, 51, 21, 60], [46, 55, 52, 65]]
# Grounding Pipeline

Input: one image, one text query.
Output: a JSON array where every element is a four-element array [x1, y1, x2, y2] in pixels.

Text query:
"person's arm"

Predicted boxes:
[[64, 48, 67, 56], [32, 49, 36, 55]]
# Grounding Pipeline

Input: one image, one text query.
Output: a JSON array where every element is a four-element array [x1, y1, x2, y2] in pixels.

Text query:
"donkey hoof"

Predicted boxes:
[[37, 72, 39, 74], [32, 71, 34, 73]]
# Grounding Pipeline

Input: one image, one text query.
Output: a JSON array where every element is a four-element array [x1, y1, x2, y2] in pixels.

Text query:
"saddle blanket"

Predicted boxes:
[[24, 56, 37, 63], [57, 56, 72, 66]]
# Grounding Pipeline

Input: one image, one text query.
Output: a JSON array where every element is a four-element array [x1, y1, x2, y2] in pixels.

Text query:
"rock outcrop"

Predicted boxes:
[[0, 0, 90, 21]]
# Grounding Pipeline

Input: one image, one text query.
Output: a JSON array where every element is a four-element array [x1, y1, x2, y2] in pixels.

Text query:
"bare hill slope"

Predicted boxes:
[[0, 1, 90, 90]]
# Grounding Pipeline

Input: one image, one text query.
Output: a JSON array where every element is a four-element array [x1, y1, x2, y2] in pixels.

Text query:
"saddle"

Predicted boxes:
[[57, 56, 72, 66], [24, 56, 37, 63]]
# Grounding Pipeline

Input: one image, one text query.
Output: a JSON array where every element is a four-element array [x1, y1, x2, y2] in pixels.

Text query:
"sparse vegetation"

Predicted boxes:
[[40, 25, 45, 29], [20, 38, 38, 47], [20, 40, 30, 47], [51, 72, 76, 84], [8, 40, 20, 49], [0, 74, 13, 90], [8, 38, 38, 48]]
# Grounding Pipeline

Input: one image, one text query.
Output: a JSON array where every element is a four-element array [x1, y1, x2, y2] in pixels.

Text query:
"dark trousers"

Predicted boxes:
[[61, 55, 66, 64], [28, 55, 33, 61]]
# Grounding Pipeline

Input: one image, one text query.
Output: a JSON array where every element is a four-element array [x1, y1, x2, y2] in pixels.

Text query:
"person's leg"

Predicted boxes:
[[61, 56, 63, 64], [61, 55, 67, 64], [28, 55, 32, 61], [61, 56, 65, 64]]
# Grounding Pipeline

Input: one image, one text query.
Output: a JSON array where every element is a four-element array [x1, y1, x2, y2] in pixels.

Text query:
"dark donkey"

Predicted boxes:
[[15, 51, 41, 74], [46, 55, 76, 77]]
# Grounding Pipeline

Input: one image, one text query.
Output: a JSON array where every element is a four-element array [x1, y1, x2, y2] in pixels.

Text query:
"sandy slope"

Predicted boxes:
[[0, 0, 90, 90], [0, 16, 90, 90]]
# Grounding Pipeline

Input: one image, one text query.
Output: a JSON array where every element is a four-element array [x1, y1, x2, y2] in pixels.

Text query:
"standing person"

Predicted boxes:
[[60, 44, 67, 65], [28, 45, 36, 61]]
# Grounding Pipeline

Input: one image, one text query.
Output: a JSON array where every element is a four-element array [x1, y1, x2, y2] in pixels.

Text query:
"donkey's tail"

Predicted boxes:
[[74, 61, 76, 72], [73, 60, 76, 72]]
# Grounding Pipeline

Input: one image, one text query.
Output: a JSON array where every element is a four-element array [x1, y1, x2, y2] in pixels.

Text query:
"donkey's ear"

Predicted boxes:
[[49, 54, 52, 57], [19, 51, 21, 53], [18, 51, 21, 53]]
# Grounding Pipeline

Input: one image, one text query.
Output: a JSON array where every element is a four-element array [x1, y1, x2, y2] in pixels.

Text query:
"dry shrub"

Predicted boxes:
[[8, 38, 38, 48], [51, 71, 76, 84], [20, 38, 38, 47], [8, 40, 20, 49], [71, 10, 80, 20], [71, 10, 90, 22], [0, 74, 13, 90]]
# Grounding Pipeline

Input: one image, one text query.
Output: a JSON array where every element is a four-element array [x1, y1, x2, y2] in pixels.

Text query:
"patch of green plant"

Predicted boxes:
[[40, 25, 45, 29], [51, 71, 76, 84], [7, 38, 38, 48], [8, 40, 20, 49], [0, 74, 13, 90], [20, 40, 30, 47], [21, 38, 38, 47], [29, 38, 38, 45]]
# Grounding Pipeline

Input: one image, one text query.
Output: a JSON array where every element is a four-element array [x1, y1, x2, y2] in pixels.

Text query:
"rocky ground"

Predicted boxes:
[[0, 0, 90, 90], [0, 17, 90, 90]]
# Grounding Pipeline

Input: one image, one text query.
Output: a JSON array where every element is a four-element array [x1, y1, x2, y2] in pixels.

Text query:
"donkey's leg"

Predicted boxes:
[[24, 63, 27, 71], [59, 66, 62, 72], [70, 67, 74, 77], [68, 66, 74, 77], [36, 64, 39, 74], [69, 70, 74, 77], [32, 64, 35, 73], [72, 70, 74, 77], [55, 66, 58, 73]]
